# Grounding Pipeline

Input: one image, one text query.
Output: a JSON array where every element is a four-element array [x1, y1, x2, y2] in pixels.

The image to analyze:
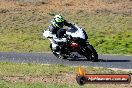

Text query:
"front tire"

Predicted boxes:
[[86, 44, 98, 62]]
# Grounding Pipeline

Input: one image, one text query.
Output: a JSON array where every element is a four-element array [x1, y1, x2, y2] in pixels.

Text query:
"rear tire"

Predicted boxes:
[[50, 44, 68, 59], [50, 44, 59, 58], [58, 55, 68, 59]]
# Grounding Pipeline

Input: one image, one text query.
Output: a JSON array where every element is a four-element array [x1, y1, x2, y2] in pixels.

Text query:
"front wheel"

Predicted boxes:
[[86, 44, 98, 62]]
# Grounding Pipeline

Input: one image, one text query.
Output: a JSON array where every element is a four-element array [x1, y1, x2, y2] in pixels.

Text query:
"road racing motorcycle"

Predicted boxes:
[[43, 24, 98, 62]]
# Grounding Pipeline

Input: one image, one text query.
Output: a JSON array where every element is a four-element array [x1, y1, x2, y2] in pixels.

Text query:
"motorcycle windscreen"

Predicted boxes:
[[66, 28, 86, 40]]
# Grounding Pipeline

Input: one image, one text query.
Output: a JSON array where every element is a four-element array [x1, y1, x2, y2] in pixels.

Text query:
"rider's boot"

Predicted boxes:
[[51, 43, 60, 54]]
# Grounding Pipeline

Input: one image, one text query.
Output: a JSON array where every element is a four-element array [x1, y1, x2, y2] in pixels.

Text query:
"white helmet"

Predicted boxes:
[[51, 14, 65, 28]]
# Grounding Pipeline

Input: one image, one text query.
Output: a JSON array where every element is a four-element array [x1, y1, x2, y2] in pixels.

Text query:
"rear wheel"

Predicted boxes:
[[58, 55, 68, 59], [50, 44, 68, 59]]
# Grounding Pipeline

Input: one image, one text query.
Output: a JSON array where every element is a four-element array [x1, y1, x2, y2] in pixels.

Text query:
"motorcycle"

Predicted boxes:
[[43, 24, 98, 62]]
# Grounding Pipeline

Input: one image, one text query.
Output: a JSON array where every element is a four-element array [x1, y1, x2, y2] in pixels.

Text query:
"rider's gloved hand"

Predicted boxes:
[[63, 34, 72, 40], [63, 34, 68, 38]]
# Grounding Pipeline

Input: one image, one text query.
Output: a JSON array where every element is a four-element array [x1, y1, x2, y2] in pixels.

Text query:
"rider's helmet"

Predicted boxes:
[[51, 14, 65, 28]]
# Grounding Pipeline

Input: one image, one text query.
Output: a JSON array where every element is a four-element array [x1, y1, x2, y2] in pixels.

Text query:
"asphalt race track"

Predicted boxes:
[[0, 52, 132, 69]]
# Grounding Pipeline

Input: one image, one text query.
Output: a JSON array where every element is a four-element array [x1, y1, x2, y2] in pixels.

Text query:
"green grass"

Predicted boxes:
[[0, 80, 124, 88], [0, 2, 132, 55], [0, 81, 76, 88], [0, 80, 121, 88], [0, 81, 107, 88], [0, 62, 131, 76], [0, 62, 72, 76], [0, 62, 131, 88], [0, 33, 50, 52]]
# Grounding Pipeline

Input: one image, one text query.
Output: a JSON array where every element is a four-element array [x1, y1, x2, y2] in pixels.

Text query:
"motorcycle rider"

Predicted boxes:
[[48, 14, 73, 54]]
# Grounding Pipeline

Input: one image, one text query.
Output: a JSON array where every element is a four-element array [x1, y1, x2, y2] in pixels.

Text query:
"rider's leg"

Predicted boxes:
[[49, 39, 60, 54], [49, 28, 67, 54], [57, 29, 66, 38], [56, 29, 67, 46]]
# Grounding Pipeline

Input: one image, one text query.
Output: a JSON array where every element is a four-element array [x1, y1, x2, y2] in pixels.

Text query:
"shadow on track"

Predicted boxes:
[[98, 59, 131, 62], [68, 58, 131, 62], [68, 58, 90, 61]]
